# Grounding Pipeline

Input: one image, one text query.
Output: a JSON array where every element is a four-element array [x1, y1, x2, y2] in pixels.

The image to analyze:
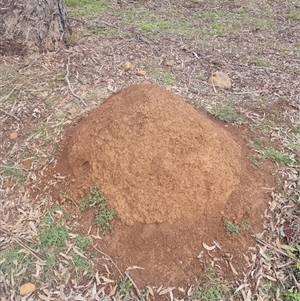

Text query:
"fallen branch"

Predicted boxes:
[[65, 57, 87, 107]]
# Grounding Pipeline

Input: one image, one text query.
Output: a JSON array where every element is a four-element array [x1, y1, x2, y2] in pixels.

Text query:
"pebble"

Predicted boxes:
[[10, 132, 18, 139], [19, 283, 36, 296]]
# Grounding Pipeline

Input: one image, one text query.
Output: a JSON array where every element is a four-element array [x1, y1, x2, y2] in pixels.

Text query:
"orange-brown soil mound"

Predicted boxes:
[[65, 84, 241, 225], [55, 84, 274, 287]]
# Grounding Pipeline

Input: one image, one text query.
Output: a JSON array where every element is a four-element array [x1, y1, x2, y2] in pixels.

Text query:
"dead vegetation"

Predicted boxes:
[[0, 0, 299, 300]]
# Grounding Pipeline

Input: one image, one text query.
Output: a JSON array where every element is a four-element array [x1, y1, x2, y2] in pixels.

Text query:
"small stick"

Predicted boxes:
[[92, 245, 123, 277], [0, 227, 45, 262], [65, 57, 87, 107], [0, 86, 18, 102], [0, 108, 21, 121], [254, 237, 289, 257], [125, 271, 142, 299], [231, 90, 268, 95]]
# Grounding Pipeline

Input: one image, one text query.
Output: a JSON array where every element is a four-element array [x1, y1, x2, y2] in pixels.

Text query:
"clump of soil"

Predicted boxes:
[[55, 84, 274, 287]]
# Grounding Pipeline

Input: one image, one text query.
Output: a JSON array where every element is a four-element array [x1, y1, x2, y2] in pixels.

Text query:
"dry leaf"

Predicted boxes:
[[229, 261, 238, 275], [126, 265, 144, 271], [146, 286, 154, 296], [203, 242, 216, 251], [159, 287, 176, 295], [136, 69, 146, 76]]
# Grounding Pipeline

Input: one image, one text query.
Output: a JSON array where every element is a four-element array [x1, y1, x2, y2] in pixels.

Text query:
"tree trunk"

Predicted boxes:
[[0, 0, 72, 56]]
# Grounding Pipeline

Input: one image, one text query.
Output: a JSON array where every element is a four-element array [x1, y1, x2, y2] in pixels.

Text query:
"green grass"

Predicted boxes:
[[260, 147, 293, 166], [142, 62, 177, 85], [120, 8, 197, 38], [194, 270, 230, 301], [211, 102, 244, 124], [0, 162, 28, 183], [246, 56, 271, 67], [224, 219, 250, 236], [80, 185, 117, 234], [286, 12, 300, 21], [224, 220, 240, 236], [64, 0, 107, 16]]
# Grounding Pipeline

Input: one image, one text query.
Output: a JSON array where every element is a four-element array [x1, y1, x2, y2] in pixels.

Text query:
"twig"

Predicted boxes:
[[0, 108, 21, 121], [125, 271, 142, 299], [210, 72, 217, 93], [92, 245, 123, 277], [0, 227, 45, 262], [255, 237, 290, 257], [65, 57, 87, 107], [0, 86, 18, 102], [231, 90, 268, 95], [65, 196, 80, 214]]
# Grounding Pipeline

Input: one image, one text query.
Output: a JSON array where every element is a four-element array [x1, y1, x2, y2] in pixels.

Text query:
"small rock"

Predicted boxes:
[[136, 69, 146, 77], [10, 132, 18, 139], [68, 107, 77, 115], [208, 71, 231, 90], [123, 61, 134, 71], [20, 283, 36, 296], [22, 158, 32, 170]]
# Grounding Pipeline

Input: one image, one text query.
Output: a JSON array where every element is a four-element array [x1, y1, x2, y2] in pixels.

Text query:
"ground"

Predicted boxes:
[[0, 0, 299, 300]]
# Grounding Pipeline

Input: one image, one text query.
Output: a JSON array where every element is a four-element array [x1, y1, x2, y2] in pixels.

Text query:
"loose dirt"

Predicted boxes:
[[54, 83, 274, 288]]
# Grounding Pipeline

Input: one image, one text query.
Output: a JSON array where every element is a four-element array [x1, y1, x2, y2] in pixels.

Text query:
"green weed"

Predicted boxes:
[[224, 219, 251, 236], [72, 254, 92, 272], [119, 276, 133, 300], [75, 235, 90, 249], [211, 103, 244, 124], [39, 217, 69, 249], [80, 185, 117, 234], [0, 246, 34, 282], [224, 220, 240, 236], [194, 270, 229, 301]]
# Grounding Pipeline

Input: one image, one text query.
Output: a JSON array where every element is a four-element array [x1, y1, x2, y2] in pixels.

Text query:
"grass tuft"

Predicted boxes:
[[64, 0, 107, 16]]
